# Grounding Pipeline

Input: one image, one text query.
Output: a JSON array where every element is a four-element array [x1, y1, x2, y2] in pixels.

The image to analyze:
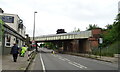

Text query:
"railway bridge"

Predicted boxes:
[[32, 28, 102, 53]]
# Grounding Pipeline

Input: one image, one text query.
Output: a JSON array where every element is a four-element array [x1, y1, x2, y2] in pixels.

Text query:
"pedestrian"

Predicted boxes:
[[20, 45, 27, 57], [10, 43, 19, 62]]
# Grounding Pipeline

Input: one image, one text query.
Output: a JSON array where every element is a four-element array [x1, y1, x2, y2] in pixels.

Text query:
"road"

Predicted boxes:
[[28, 48, 118, 72]]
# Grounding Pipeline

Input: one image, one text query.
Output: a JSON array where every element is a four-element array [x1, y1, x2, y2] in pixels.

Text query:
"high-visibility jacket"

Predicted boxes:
[[21, 47, 27, 54]]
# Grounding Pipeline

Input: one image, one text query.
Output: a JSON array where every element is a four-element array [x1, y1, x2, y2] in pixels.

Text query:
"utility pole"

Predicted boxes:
[[33, 11, 38, 52]]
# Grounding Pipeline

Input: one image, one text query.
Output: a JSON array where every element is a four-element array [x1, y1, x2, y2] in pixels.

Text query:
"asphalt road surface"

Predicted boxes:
[[28, 48, 118, 72]]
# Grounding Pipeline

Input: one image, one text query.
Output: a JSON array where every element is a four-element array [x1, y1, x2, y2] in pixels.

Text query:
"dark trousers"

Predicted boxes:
[[12, 54, 18, 62]]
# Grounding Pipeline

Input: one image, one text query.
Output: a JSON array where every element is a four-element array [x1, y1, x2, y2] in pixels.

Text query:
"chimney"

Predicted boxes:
[[0, 8, 4, 13]]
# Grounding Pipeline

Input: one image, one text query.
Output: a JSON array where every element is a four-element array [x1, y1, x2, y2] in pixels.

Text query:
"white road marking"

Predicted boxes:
[[68, 61, 87, 69], [58, 58, 66, 61], [51, 54, 87, 69], [73, 62, 87, 69], [68, 62, 80, 68], [63, 58, 71, 61], [40, 53, 46, 72]]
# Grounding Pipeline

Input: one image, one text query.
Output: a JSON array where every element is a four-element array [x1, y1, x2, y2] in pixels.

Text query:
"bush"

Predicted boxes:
[[92, 41, 119, 57]]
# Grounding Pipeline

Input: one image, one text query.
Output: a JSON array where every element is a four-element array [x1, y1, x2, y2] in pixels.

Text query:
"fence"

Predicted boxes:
[[92, 41, 119, 57]]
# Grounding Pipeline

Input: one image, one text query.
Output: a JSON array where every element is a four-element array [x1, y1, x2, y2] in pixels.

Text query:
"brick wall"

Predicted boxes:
[[92, 28, 102, 38], [89, 28, 102, 49]]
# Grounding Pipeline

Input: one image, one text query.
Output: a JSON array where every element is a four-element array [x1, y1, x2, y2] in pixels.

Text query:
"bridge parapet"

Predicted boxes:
[[31, 31, 92, 41]]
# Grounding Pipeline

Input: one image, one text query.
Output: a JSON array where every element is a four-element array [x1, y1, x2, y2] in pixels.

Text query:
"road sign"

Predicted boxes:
[[32, 40, 36, 47], [99, 38, 103, 44]]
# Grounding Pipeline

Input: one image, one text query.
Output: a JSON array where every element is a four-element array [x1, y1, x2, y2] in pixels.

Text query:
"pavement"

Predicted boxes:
[[1, 51, 30, 71], [0, 55, 2, 72]]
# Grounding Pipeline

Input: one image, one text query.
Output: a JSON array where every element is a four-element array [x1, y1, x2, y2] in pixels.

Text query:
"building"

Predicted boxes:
[[0, 8, 26, 54], [118, 1, 120, 13]]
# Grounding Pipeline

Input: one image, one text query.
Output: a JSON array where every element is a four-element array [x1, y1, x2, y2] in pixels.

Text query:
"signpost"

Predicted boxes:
[[32, 40, 38, 52], [32, 40, 36, 48], [99, 38, 103, 44], [99, 38, 103, 58]]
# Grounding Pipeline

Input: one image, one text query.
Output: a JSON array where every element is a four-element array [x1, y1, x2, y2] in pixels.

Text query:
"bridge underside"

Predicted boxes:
[[36, 38, 92, 53]]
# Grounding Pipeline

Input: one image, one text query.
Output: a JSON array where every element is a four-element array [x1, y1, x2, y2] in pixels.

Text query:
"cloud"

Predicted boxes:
[[34, 11, 93, 36], [0, 0, 119, 37]]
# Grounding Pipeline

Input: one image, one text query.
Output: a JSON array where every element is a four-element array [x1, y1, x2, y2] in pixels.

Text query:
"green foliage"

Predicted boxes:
[[113, 21, 120, 41], [0, 19, 4, 37], [92, 41, 120, 57], [90, 13, 120, 56], [0, 19, 4, 51], [112, 13, 120, 41], [96, 13, 120, 56], [72, 27, 80, 32], [44, 42, 56, 50], [115, 13, 120, 21], [105, 24, 113, 29], [86, 24, 100, 30], [40, 43, 45, 47], [0, 19, 4, 29], [101, 13, 120, 47]]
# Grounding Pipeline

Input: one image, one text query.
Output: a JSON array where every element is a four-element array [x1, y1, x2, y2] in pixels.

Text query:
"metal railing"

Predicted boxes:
[[27, 49, 36, 61]]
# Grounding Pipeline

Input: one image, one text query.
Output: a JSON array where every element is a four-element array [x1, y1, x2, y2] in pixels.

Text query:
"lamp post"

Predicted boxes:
[[33, 11, 37, 40], [33, 11, 38, 52]]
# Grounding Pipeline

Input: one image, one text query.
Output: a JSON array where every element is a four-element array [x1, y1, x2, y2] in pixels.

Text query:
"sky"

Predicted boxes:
[[0, 0, 119, 37]]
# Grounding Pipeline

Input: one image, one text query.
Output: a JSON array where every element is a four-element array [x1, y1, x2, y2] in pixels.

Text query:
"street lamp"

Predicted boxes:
[[33, 11, 37, 40], [33, 11, 38, 52]]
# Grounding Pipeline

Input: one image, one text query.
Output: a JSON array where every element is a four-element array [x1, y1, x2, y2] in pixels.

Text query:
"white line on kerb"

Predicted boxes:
[[40, 53, 46, 72]]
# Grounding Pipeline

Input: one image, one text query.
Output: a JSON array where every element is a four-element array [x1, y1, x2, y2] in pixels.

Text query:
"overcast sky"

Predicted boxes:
[[0, 0, 119, 37]]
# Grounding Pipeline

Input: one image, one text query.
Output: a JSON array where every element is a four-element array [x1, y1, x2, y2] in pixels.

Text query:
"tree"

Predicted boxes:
[[102, 13, 120, 46], [0, 19, 4, 54], [44, 42, 56, 49], [72, 27, 80, 32], [114, 13, 120, 41], [105, 24, 113, 29], [25, 34, 31, 51], [0, 19, 4, 37], [115, 13, 120, 21], [86, 24, 100, 30]]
